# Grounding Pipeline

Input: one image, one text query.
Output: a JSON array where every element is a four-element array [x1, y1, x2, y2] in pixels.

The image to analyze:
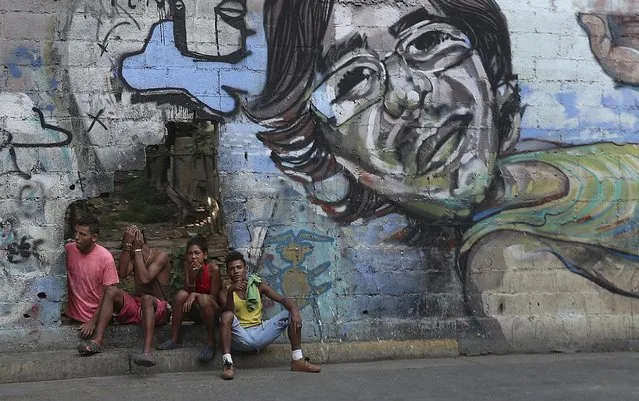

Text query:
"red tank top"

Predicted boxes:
[[195, 262, 212, 294]]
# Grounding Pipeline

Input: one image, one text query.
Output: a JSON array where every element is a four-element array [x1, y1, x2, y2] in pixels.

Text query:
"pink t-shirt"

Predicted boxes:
[[66, 242, 119, 322]]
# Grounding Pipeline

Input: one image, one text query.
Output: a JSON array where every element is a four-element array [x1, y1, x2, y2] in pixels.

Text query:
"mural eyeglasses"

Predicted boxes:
[[311, 21, 475, 127]]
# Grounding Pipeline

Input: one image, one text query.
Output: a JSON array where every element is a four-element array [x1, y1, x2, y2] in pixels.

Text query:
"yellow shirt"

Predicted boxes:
[[233, 292, 262, 328]]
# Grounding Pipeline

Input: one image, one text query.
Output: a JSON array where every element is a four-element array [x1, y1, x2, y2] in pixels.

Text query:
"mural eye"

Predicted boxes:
[[401, 24, 472, 71], [174, 0, 184, 10], [215, 0, 247, 23], [407, 32, 454, 56], [311, 56, 384, 126], [334, 66, 379, 103]]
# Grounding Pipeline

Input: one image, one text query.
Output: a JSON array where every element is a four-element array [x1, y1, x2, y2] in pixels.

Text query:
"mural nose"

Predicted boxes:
[[384, 56, 431, 117]]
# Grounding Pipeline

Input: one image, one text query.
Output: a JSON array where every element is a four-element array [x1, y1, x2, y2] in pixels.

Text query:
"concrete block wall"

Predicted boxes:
[[1, 0, 639, 353]]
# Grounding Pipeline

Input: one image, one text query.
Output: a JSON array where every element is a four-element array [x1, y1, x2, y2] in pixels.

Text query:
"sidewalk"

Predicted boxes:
[[4, 352, 638, 401], [0, 337, 458, 384]]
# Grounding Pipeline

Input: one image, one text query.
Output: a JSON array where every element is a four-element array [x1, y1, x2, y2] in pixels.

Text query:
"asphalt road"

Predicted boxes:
[[1, 352, 637, 401]]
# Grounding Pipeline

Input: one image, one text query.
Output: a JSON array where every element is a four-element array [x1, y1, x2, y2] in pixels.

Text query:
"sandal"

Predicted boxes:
[[197, 344, 216, 363], [156, 339, 181, 351], [132, 352, 156, 367], [77, 340, 103, 356]]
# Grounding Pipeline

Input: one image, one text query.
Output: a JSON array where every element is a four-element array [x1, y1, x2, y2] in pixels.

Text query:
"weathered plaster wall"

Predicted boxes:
[[2, 0, 639, 353]]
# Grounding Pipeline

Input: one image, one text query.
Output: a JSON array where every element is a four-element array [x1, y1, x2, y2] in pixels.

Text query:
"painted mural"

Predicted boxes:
[[2, 0, 639, 350], [240, 0, 639, 344], [579, 11, 639, 85]]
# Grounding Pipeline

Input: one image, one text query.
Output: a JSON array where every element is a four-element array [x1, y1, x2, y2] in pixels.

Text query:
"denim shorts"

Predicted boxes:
[[231, 310, 290, 351]]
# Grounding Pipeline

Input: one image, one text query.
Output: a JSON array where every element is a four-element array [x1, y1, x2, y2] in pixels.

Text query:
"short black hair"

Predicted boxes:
[[225, 250, 246, 268], [76, 215, 100, 235], [186, 235, 208, 255]]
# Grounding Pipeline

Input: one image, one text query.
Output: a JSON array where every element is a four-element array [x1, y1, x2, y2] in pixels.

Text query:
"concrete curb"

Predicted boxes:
[[0, 339, 458, 384]]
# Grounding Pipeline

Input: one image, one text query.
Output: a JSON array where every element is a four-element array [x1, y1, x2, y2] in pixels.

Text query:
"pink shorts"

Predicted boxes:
[[115, 292, 170, 325]]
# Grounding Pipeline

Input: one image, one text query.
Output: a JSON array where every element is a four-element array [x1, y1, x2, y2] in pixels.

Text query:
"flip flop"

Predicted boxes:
[[156, 339, 181, 351], [132, 352, 156, 367], [197, 344, 216, 363], [77, 340, 103, 356]]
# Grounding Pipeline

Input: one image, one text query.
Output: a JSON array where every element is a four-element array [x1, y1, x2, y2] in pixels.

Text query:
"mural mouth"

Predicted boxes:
[[414, 112, 471, 176]]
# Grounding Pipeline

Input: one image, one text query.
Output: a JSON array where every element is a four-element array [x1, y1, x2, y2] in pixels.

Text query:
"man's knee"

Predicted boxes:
[[104, 285, 121, 299], [140, 294, 156, 309], [174, 290, 189, 304], [196, 295, 212, 308], [220, 311, 234, 326]]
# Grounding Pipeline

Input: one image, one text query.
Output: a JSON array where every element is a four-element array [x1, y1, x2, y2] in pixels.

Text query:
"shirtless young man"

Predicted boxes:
[[218, 250, 320, 380], [77, 225, 171, 367]]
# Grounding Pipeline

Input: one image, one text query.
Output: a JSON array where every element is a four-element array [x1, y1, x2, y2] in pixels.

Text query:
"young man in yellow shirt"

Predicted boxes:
[[218, 250, 320, 380]]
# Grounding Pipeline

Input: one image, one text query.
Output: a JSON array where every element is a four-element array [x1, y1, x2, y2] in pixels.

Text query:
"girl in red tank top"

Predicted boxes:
[[156, 236, 221, 363], [194, 261, 212, 294]]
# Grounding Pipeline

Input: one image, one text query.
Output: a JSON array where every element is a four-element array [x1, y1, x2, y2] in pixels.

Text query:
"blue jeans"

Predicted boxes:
[[231, 310, 290, 351]]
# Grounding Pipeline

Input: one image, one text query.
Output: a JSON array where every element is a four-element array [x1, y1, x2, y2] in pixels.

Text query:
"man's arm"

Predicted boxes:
[[130, 229, 167, 284], [80, 255, 119, 338], [220, 287, 235, 312], [209, 263, 222, 299], [118, 226, 136, 278], [132, 250, 169, 285], [259, 282, 302, 331], [117, 251, 134, 279], [79, 283, 115, 338], [219, 280, 245, 312]]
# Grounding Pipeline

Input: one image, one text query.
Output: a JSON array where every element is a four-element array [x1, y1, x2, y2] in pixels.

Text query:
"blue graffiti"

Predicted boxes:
[[555, 91, 579, 119], [7, 47, 42, 78], [263, 230, 334, 310], [120, 12, 267, 117]]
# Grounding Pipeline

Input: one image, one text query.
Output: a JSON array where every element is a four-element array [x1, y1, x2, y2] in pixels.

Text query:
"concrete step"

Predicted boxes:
[[0, 338, 459, 384]]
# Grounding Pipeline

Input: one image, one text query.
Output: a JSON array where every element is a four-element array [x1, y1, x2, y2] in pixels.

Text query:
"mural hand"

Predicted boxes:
[[579, 13, 639, 85]]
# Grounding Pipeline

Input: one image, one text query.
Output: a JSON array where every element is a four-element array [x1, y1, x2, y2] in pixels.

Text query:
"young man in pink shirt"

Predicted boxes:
[[77, 225, 172, 367], [66, 215, 119, 338]]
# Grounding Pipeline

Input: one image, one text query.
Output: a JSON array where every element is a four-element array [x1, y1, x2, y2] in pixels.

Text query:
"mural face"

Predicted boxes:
[[247, 0, 639, 346], [311, 4, 510, 221]]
